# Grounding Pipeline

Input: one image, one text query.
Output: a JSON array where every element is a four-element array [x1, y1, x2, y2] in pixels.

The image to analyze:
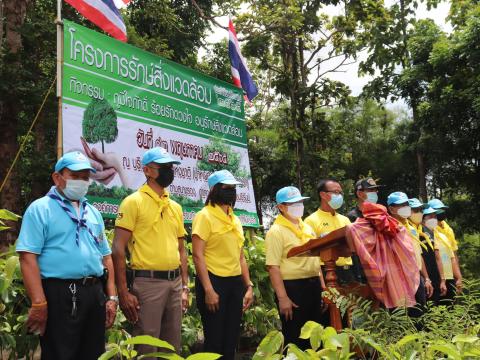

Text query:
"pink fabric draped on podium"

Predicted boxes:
[[347, 202, 419, 308]]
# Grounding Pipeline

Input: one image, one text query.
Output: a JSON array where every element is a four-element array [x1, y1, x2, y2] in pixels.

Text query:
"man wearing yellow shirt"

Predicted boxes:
[[266, 186, 323, 350], [304, 179, 354, 285], [112, 147, 188, 355], [428, 198, 463, 294]]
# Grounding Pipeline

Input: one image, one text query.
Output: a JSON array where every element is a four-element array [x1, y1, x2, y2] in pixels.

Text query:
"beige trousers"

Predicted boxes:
[[131, 276, 182, 356]]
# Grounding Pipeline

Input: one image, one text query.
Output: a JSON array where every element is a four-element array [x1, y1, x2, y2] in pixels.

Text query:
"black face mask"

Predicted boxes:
[[437, 212, 447, 222], [155, 167, 174, 188], [218, 187, 237, 206]]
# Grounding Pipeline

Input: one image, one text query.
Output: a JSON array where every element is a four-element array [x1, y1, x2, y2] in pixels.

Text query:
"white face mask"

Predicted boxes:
[[424, 218, 438, 230], [365, 192, 378, 204], [287, 203, 304, 219], [63, 179, 90, 200], [396, 206, 412, 219], [410, 212, 423, 224]]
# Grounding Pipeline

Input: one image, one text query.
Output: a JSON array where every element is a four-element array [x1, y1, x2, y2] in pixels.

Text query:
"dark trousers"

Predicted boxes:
[[40, 279, 106, 360], [408, 275, 426, 330], [276, 277, 323, 350], [195, 273, 245, 360]]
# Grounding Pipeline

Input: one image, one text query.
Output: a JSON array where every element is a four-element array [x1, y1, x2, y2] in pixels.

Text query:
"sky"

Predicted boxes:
[[200, 1, 452, 108]]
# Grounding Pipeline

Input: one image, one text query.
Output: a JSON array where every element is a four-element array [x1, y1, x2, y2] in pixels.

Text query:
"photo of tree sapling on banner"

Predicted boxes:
[[79, 98, 132, 189]]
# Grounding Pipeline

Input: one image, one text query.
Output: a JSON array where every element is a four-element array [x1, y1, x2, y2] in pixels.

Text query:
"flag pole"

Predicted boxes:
[[56, 0, 63, 159]]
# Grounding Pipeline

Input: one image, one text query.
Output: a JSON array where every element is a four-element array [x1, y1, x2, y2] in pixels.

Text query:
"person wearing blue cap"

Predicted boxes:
[[16, 151, 117, 360], [265, 186, 323, 350], [422, 207, 457, 304], [112, 147, 188, 355], [428, 198, 463, 294], [408, 200, 442, 305], [387, 192, 433, 322], [192, 169, 253, 360]]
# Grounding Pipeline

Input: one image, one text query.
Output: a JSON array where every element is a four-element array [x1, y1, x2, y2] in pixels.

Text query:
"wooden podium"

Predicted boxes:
[[287, 226, 375, 331]]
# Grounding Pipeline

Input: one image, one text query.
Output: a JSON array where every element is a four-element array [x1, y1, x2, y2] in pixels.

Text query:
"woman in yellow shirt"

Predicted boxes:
[[265, 186, 323, 350], [192, 170, 254, 360]]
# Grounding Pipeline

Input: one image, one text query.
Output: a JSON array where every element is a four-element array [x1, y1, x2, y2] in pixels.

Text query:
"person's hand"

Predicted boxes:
[[105, 300, 117, 328], [425, 279, 434, 298], [243, 286, 254, 312], [182, 288, 189, 313], [278, 296, 298, 321], [205, 288, 220, 313], [119, 291, 140, 323], [80, 137, 130, 187], [440, 280, 447, 296], [455, 278, 463, 294], [26, 305, 48, 336]]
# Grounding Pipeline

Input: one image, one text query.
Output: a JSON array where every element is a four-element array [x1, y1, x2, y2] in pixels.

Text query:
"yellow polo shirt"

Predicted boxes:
[[405, 220, 425, 271], [304, 209, 352, 266], [437, 221, 458, 252], [192, 204, 244, 277], [115, 184, 186, 270], [434, 230, 454, 280], [265, 214, 321, 280]]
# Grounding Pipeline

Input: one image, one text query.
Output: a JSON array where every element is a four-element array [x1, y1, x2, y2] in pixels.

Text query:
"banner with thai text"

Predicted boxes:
[[62, 20, 259, 227]]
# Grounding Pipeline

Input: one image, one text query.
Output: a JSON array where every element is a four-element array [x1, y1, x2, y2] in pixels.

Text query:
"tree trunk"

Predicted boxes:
[[411, 101, 428, 201], [0, 0, 30, 248]]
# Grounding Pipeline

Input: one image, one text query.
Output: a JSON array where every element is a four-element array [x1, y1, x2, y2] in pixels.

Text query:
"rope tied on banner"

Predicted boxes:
[[0, 75, 57, 195]]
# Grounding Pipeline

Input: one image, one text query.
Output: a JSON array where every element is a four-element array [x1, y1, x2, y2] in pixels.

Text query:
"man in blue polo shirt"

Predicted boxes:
[[16, 151, 117, 360]]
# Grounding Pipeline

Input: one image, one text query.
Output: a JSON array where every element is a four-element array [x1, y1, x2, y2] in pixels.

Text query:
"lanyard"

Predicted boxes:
[[47, 190, 99, 246]]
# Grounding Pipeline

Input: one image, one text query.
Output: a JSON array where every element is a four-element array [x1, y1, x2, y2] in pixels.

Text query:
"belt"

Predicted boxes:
[[44, 276, 102, 286], [133, 268, 180, 281]]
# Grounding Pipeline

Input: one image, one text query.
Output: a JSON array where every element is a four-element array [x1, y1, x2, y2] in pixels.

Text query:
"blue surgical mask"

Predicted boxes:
[[366, 192, 378, 204], [62, 179, 90, 200], [328, 194, 344, 210]]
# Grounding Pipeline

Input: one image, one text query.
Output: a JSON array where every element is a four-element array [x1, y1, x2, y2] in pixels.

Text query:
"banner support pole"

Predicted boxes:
[[56, 0, 63, 159]]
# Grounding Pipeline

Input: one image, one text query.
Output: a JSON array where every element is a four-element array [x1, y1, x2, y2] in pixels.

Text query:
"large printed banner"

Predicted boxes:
[[62, 20, 259, 227]]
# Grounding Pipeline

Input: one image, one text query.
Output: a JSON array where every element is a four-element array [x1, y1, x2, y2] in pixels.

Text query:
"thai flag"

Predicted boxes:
[[112, 0, 130, 9], [65, 0, 127, 42], [228, 18, 258, 102]]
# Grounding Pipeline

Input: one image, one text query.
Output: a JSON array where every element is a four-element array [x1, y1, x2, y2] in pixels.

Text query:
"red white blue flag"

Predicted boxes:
[[112, 0, 130, 9], [228, 18, 258, 102], [65, 0, 127, 42]]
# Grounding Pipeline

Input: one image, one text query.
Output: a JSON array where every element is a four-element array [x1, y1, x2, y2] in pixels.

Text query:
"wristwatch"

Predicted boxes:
[[247, 282, 254, 288], [182, 285, 190, 292], [108, 295, 119, 303]]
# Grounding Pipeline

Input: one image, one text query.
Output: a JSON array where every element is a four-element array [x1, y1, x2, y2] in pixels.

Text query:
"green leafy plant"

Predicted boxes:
[[0, 210, 38, 359], [82, 98, 119, 153], [100, 334, 221, 360]]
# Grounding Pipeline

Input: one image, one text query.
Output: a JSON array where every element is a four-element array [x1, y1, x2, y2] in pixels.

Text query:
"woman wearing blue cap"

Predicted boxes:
[[192, 170, 254, 360], [265, 186, 323, 350]]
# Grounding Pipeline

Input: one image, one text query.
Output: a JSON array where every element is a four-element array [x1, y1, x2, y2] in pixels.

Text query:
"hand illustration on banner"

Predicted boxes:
[[80, 137, 131, 189]]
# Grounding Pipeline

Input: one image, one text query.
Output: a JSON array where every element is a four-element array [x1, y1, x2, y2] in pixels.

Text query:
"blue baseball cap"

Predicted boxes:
[[387, 191, 409, 206], [408, 198, 424, 209], [141, 147, 180, 166], [423, 207, 437, 215], [428, 198, 448, 210], [55, 151, 96, 173], [276, 186, 309, 204], [207, 170, 242, 189]]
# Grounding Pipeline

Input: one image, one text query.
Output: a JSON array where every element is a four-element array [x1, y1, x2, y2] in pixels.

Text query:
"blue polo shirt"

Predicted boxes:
[[16, 186, 111, 279]]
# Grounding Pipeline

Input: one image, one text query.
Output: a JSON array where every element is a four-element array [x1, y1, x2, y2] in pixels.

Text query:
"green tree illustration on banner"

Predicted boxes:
[[197, 137, 249, 178], [82, 98, 119, 153]]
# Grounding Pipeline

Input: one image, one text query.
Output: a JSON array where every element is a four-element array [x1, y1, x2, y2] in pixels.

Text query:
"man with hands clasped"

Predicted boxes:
[[16, 151, 117, 360], [112, 147, 189, 356], [265, 186, 323, 350]]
